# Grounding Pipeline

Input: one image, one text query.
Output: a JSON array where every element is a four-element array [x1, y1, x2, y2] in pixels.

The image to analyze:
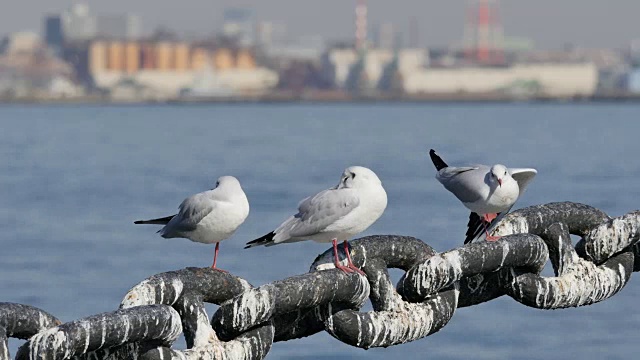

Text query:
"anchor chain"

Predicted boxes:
[[1, 202, 638, 359]]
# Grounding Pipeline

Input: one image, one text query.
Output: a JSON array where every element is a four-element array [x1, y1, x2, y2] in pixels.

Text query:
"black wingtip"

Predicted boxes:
[[464, 212, 503, 244], [244, 231, 276, 249], [464, 212, 484, 244], [429, 149, 449, 171], [133, 215, 175, 226]]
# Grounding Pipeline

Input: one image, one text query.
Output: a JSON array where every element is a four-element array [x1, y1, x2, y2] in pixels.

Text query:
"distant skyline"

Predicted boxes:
[[3, 0, 640, 49]]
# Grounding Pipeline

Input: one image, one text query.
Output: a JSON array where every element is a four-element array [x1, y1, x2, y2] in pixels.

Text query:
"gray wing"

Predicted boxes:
[[274, 188, 360, 240], [436, 165, 488, 204], [164, 192, 215, 233], [510, 168, 538, 195]]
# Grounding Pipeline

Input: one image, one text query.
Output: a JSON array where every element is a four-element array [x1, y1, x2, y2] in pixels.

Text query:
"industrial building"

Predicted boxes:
[[45, 3, 140, 45], [323, 46, 597, 97], [222, 8, 255, 46], [319, 0, 599, 98], [96, 14, 141, 39], [323, 48, 429, 91], [404, 63, 598, 97], [627, 68, 640, 94], [44, 15, 64, 53], [3, 0, 633, 101], [0, 32, 83, 98], [85, 40, 278, 98]]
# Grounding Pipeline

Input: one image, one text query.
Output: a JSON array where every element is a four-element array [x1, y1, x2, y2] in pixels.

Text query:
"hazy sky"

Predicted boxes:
[[3, 0, 639, 49]]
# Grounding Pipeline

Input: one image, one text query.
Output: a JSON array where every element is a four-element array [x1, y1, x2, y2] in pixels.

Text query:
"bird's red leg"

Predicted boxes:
[[211, 242, 228, 272], [483, 213, 501, 241], [332, 239, 354, 273], [483, 213, 497, 222], [343, 240, 366, 276]]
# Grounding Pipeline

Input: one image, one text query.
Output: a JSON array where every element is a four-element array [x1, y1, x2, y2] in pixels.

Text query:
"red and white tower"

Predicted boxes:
[[355, 0, 368, 51], [463, 0, 504, 64]]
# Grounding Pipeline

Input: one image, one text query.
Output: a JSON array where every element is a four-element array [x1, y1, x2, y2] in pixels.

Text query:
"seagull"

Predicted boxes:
[[428, 149, 537, 244], [245, 166, 387, 275], [134, 176, 250, 271]]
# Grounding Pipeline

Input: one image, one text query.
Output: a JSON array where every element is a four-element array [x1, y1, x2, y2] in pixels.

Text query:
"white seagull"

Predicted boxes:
[[245, 166, 388, 275], [429, 149, 537, 244], [135, 176, 250, 271]]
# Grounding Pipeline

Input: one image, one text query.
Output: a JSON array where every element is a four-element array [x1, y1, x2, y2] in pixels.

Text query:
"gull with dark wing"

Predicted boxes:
[[429, 149, 537, 244], [245, 166, 387, 275], [134, 176, 250, 271]]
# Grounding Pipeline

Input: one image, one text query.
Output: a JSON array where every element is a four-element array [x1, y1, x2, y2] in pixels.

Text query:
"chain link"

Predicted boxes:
[[2, 201, 639, 359]]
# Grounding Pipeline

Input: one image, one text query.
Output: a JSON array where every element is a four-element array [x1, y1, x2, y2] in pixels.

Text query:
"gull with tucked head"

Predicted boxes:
[[134, 175, 250, 271], [429, 149, 537, 244], [245, 166, 388, 275]]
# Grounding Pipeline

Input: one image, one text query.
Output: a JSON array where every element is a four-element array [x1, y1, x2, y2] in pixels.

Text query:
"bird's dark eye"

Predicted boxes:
[[215, 181, 220, 187], [504, 171, 507, 176], [351, 173, 356, 179]]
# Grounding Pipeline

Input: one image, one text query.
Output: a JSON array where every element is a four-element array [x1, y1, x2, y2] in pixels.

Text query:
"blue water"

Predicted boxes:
[[1, 103, 639, 359]]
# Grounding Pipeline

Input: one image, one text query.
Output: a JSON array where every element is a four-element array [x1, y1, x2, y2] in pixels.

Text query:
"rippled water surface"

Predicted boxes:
[[1, 103, 639, 359]]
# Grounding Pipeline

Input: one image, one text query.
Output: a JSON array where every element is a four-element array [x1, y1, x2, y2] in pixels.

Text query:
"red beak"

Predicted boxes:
[[497, 178, 502, 187]]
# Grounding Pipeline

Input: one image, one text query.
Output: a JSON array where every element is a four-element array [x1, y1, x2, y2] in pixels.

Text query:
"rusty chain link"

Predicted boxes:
[[2, 201, 639, 359]]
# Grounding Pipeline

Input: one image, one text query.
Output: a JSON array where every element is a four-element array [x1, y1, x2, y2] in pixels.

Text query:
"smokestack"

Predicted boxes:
[[409, 16, 419, 48], [355, 0, 367, 51], [464, 0, 504, 64], [380, 22, 394, 50]]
